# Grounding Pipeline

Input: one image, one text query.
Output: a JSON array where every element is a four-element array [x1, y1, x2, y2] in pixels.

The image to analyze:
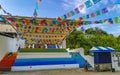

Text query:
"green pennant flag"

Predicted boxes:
[[60, 16, 64, 20], [99, 20, 103, 23], [52, 40, 54, 44], [35, 19, 40, 24], [70, 11, 75, 16], [72, 22, 76, 26], [17, 18, 23, 22], [114, 17, 119, 24], [31, 26, 35, 32], [20, 25, 23, 28], [82, 16, 86, 20], [96, 10, 100, 16]]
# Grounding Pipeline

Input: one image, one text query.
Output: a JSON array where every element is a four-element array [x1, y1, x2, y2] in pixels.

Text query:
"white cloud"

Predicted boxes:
[[77, 24, 106, 30], [110, 0, 118, 3], [62, 0, 83, 9], [109, 28, 120, 36], [99, 25, 106, 29], [112, 5, 120, 14], [62, 2, 71, 10], [101, 0, 109, 4], [117, 25, 120, 28]]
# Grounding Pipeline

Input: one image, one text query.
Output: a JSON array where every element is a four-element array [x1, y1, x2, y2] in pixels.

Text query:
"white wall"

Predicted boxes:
[[84, 55, 94, 68], [7, 37, 19, 52], [0, 35, 8, 60], [111, 52, 120, 71], [0, 35, 18, 60], [11, 64, 79, 71], [62, 39, 66, 48], [19, 39, 25, 48]]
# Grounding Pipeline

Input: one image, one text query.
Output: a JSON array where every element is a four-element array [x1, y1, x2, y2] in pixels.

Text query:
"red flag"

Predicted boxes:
[[91, 13, 95, 17], [57, 17, 61, 21]]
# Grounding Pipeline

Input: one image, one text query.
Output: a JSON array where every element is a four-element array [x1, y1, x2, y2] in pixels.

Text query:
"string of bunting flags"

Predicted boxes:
[[22, 34, 64, 39], [0, 3, 116, 28], [0, 15, 120, 34], [0, 0, 42, 23], [20, 34, 63, 45], [0, 15, 64, 26], [22, 34, 64, 45], [17, 25, 68, 34], [24, 38, 62, 45], [57, 0, 102, 20], [89, 16, 120, 25], [74, 4, 115, 21], [71, 16, 120, 26], [0, 5, 13, 18]]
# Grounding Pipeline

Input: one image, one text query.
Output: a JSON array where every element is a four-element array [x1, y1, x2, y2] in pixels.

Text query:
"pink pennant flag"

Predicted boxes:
[[109, 4, 115, 9], [79, 4, 84, 10], [67, 13, 71, 18], [38, 0, 42, 5], [79, 17, 83, 21]]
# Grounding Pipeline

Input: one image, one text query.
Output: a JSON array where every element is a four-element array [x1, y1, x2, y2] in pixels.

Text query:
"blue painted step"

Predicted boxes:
[[13, 58, 77, 66]]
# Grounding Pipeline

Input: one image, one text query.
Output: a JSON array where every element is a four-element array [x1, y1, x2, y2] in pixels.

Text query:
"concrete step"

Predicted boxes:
[[17, 52, 71, 58]]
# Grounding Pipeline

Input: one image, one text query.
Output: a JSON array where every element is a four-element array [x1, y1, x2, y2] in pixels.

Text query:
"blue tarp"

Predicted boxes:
[[89, 46, 115, 52], [94, 52, 112, 64], [47, 45, 59, 48]]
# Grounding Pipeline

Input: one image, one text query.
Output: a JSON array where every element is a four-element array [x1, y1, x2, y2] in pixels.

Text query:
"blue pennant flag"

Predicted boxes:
[[92, 0, 101, 4], [2, 9, 7, 13], [63, 15, 67, 19], [86, 14, 89, 19], [85, 0, 92, 8], [0, 16, 5, 21]]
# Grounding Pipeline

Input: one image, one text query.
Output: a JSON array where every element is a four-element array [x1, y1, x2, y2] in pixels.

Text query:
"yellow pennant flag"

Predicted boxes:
[[75, 18, 79, 22]]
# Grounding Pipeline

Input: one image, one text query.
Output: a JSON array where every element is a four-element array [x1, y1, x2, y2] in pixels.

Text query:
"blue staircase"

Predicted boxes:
[[70, 52, 91, 68]]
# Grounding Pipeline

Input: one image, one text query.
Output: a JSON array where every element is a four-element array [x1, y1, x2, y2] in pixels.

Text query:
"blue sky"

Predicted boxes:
[[0, 0, 120, 36]]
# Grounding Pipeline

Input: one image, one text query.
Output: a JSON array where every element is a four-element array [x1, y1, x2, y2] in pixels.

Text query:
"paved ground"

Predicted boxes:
[[0, 68, 119, 75]]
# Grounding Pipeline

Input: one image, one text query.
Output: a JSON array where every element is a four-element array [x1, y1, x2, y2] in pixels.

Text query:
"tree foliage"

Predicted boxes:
[[66, 27, 120, 55]]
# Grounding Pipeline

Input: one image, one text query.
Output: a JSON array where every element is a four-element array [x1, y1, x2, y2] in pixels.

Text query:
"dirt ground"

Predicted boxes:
[[1, 68, 120, 75], [0, 69, 120, 75]]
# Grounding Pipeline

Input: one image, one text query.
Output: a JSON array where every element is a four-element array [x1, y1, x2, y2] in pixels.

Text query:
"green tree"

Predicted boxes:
[[66, 28, 120, 55]]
